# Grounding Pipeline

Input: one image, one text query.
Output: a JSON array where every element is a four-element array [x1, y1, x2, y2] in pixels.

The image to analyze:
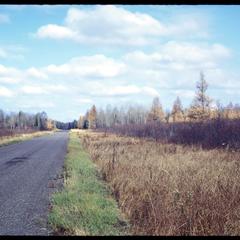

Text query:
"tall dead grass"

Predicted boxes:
[[78, 131, 240, 236], [0, 130, 53, 146]]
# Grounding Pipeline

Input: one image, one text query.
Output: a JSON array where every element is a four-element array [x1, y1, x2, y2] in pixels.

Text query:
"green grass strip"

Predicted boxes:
[[48, 131, 128, 236]]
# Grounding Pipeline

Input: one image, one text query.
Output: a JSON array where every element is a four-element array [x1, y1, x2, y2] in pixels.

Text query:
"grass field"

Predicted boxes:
[[79, 130, 240, 236], [48, 130, 128, 235], [0, 131, 54, 147]]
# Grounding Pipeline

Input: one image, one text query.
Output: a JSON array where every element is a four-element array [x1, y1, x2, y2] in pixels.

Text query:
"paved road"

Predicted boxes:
[[0, 131, 68, 235]]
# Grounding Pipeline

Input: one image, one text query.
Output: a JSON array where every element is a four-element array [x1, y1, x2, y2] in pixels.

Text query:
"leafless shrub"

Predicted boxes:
[[0, 128, 37, 138], [97, 118, 240, 150]]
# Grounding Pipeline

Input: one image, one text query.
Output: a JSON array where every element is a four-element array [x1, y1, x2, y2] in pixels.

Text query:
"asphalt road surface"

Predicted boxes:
[[0, 131, 69, 235]]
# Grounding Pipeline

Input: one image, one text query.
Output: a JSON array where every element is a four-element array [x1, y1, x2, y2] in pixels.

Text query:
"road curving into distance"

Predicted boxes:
[[0, 131, 68, 235]]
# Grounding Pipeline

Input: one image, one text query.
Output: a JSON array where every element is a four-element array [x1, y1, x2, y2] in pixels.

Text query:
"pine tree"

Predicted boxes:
[[188, 72, 212, 121], [147, 97, 165, 122], [171, 96, 184, 122]]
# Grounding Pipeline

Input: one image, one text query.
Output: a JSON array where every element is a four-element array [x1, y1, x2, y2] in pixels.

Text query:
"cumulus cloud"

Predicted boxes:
[[21, 102, 56, 109], [35, 5, 208, 46], [75, 98, 93, 104], [20, 84, 67, 95], [124, 42, 231, 70], [0, 65, 19, 75], [21, 85, 48, 94], [85, 83, 159, 98], [0, 40, 236, 111], [37, 24, 76, 39], [160, 42, 231, 65], [120, 41, 232, 91], [0, 65, 22, 84], [0, 86, 13, 97], [45, 54, 126, 78], [0, 77, 20, 84], [172, 89, 195, 99], [26, 67, 48, 79], [142, 87, 160, 97]]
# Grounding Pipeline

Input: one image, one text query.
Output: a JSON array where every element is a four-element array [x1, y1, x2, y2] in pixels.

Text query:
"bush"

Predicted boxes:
[[96, 118, 240, 150]]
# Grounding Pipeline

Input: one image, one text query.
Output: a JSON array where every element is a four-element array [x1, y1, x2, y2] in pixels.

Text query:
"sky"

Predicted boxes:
[[0, 5, 240, 122]]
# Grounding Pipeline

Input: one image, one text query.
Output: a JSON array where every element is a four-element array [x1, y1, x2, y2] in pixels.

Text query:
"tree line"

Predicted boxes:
[[55, 120, 78, 130], [0, 110, 56, 136], [78, 72, 240, 129], [77, 72, 240, 149], [0, 109, 82, 136]]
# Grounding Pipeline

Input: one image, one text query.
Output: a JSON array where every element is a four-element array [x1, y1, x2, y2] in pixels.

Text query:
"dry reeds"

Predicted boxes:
[[78, 131, 240, 236]]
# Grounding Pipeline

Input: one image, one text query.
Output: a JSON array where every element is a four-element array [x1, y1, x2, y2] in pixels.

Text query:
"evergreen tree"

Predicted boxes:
[[147, 97, 165, 122], [171, 96, 184, 122], [188, 72, 212, 121]]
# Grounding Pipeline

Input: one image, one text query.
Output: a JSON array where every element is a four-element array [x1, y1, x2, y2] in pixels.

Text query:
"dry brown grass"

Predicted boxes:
[[0, 131, 53, 147], [76, 130, 240, 236]]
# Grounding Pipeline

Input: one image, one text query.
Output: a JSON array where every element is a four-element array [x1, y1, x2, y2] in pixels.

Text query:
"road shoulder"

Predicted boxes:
[[0, 131, 54, 147], [48, 130, 128, 236]]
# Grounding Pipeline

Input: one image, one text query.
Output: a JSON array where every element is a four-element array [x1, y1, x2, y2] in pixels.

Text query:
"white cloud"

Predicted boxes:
[[75, 98, 93, 104], [120, 42, 232, 92], [0, 77, 20, 84], [0, 65, 19, 75], [0, 40, 236, 114], [0, 86, 13, 97], [172, 89, 195, 99], [26, 67, 48, 79], [35, 5, 208, 46], [124, 42, 231, 70], [20, 84, 67, 95], [160, 41, 231, 65], [142, 87, 159, 97], [37, 24, 76, 39], [86, 83, 159, 98], [47, 84, 67, 93], [21, 102, 55, 109], [37, 102, 55, 108], [103, 85, 141, 96], [45, 54, 126, 78], [21, 85, 48, 94], [0, 65, 22, 84]]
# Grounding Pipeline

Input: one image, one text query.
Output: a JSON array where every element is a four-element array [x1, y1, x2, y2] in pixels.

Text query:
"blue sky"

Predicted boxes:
[[0, 5, 240, 122]]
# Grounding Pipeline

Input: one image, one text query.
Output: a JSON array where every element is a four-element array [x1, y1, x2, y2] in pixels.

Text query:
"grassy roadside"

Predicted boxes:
[[48, 130, 128, 236], [80, 131, 240, 235], [0, 131, 54, 147]]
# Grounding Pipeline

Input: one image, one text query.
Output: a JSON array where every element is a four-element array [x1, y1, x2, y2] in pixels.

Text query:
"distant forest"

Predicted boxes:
[[0, 110, 77, 137]]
